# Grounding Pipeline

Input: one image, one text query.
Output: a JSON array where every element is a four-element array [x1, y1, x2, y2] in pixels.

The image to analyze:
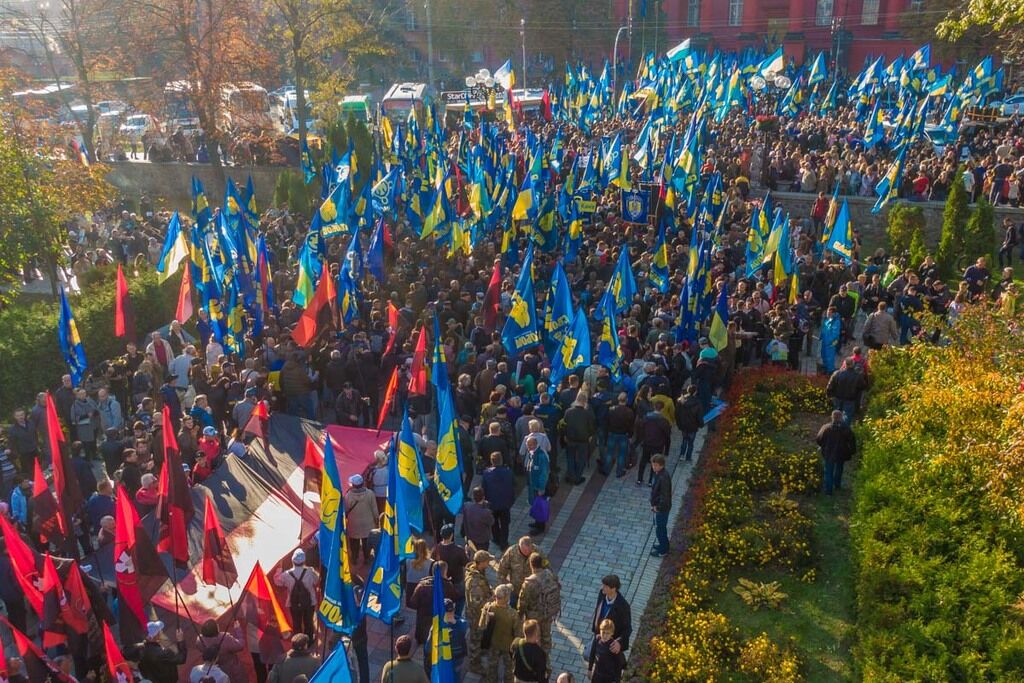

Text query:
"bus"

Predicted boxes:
[[220, 82, 274, 131], [381, 82, 432, 124], [163, 81, 200, 134], [340, 95, 373, 124]]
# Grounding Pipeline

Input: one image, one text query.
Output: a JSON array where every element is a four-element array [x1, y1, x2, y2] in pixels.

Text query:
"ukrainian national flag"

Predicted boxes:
[[824, 199, 854, 263], [708, 286, 729, 351], [650, 222, 670, 293], [58, 287, 87, 386], [156, 211, 188, 282]]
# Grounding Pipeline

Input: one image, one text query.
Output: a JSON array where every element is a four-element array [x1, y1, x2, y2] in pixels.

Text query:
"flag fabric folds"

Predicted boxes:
[[241, 562, 292, 665], [310, 639, 354, 683], [176, 260, 194, 323], [114, 263, 135, 340], [709, 287, 730, 351], [318, 462, 360, 634], [501, 245, 540, 356], [156, 211, 188, 282], [157, 407, 194, 566], [102, 621, 133, 683], [113, 487, 168, 643], [397, 409, 428, 533], [429, 563, 456, 683], [32, 458, 67, 546], [292, 263, 337, 348], [549, 306, 592, 391]]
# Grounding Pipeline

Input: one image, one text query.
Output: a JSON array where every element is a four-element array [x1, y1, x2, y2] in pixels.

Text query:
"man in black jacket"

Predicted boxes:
[[636, 401, 672, 486], [139, 621, 186, 683], [675, 385, 704, 461], [825, 361, 867, 425], [590, 575, 632, 663], [649, 455, 672, 557], [816, 410, 857, 495]]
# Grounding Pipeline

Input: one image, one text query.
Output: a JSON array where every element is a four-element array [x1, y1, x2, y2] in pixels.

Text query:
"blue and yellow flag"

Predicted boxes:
[[549, 306, 591, 392], [156, 211, 188, 283], [430, 563, 456, 683], [301, 138, 317, 185], [597, 296, 623, 380], [397, 409, 428, 533], [808, 52, 828, 87], [602, 247, 637, 316], [872, 145, 908, 214], [434, 373, 464, 516], [318, 437, 359, 634], [863, 98, 885, 149], [58, 286, 87, 386], [293, 216, 324, 308], [601, 133, 631, 190], [708, 286, 729, 352], [543, 261, 573, 360], [650, 221, 670, 293], [319, 176, 353, 238], [564, 199, 584, 263], [319, 434, 343, 564], [309, 640, 353, 683], [501, 244, 540, 356], [191, 176, 212, 230], [362, 432, 413, 624], [824, 199, 854, 263]]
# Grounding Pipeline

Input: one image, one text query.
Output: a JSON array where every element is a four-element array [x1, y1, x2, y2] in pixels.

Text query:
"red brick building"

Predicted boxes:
[[618, 0, 924, 73]]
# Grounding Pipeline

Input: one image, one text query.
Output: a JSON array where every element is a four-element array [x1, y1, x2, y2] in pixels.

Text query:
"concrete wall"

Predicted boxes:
[[769, 191, 1024, 254], [105, 162, 284, 212], [104, 163, 1024, 254]]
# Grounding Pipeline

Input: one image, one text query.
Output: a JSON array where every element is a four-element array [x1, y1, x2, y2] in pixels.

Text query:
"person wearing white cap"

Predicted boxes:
[[343, 473, 377, 566], [273, 548, 319, 639], [139, 620, 187, 683]]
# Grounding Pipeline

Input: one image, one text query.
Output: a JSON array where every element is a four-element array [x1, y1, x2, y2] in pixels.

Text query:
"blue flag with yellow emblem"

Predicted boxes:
[[501, 244, 540, 357], [397, 409, 428, 533], [318, 443, 359, 634], [430, 563, 456, 683], [597, 296, 622, 380], [432, 317, 464, 516], [309, 640, 353, 682], [620, 188, 649, 224], [58, 286, 87, 386], [549, 306, 591, 391]]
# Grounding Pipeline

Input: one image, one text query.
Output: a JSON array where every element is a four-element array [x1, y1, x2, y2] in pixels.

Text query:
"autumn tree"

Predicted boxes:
[[0, 81, 115, 302], [263, 0, 399, 153], [124, 0, 272, 184], [937, 3, 1024, 61]]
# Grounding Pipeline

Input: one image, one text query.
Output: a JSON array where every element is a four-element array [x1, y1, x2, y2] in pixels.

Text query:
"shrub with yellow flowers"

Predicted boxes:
[[626, 367, 829, 683]]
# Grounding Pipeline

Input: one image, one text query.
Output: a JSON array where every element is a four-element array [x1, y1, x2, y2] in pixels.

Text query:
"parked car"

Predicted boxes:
[[119, 113, 161, 141], [993, 93, 1024, 118]]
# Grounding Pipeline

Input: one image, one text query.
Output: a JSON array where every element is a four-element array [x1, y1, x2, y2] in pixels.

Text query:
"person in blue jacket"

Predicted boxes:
[[820, 306, 843, 375]]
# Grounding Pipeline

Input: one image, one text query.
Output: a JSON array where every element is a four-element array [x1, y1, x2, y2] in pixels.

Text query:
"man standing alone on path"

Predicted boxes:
[[517, 552, 561, 654], [816, 410, 857, 495], [649, 455, 672, 557], [636, 400, 672, 486], [590, 575, 632, 664]]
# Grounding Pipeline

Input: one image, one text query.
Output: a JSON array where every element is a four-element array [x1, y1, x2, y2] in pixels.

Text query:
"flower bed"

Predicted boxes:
[[853, 307, 1024, 681], [627, 368, 834, 682]]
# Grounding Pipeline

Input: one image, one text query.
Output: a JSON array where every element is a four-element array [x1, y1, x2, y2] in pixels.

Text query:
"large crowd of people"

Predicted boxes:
[[2, 49, 1024, 683]]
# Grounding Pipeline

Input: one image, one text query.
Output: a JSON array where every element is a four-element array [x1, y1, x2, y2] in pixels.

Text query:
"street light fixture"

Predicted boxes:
[[520, 18, 527, 90]]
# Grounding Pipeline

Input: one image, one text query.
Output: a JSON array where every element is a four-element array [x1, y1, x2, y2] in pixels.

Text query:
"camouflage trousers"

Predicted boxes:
[[481, 648, 514, 683], [467, 627, 484, 673]]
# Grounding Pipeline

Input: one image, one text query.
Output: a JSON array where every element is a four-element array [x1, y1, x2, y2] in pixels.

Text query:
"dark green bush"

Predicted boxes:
[[0, 265, 178, 415]]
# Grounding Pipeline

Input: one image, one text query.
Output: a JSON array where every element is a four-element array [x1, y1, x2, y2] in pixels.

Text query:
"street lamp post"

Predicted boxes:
[[612, 25, 628, 94], [520, 18, 527, 90], [425, 0, 435, 87]]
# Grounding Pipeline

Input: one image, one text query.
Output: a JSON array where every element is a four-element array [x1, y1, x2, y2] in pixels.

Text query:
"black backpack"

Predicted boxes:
[[289, 568, 313, 612]]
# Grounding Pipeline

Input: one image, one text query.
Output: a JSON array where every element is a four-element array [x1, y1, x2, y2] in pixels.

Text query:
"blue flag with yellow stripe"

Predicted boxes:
[[58, 286, 87, 386], [430, 563, 456, 683]]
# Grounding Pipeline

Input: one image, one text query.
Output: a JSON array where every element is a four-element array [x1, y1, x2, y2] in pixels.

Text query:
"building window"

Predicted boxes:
[[862, 0, 879, 25], [909, 0, 924, 11], [815, 0, 833, 26], [405, 1, 416, 31], [687, 0, 700, 26], [728, 0, 743, 27]]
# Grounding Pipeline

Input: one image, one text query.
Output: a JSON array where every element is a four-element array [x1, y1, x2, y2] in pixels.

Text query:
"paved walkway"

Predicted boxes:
[[360, 425, 704, 682]]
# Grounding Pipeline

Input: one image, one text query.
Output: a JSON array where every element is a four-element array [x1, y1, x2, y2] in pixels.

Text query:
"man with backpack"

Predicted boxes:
[[273, 549, 319, 638], [517, 552, 561, 653]]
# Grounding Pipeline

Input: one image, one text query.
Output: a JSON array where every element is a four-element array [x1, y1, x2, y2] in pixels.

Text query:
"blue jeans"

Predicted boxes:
[[606, 433, 629, 476], [833, 398, 857, 425], [823, 459, 845, 494], [566, 442, 588, 482], [654, 510, 669, 553], [678, 432, 696, 461]]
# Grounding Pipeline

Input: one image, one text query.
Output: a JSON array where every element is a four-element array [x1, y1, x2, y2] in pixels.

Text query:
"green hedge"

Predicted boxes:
[[0, 266, 179, 416], [852, 309, 1024, 681]]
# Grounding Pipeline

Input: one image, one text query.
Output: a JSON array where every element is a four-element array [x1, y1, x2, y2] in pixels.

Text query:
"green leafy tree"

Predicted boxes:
[[909, 227, 928, 270], [887, 203, 925, 258], [964, 196, 996, 264], [937, 4, 1024, 61], [937, 175, 970, 278]]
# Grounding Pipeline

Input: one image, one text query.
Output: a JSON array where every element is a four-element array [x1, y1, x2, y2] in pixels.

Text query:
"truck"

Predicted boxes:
[[381, 82, 432, 124]]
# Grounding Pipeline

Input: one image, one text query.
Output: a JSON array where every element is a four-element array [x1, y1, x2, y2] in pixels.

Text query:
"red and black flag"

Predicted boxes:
[[113, 487, 168, 644], [482, 258, 502, 331], [201, 495, 237, 588], [0, 615, 66, 681], [46, 392, 84, 518], [157, 405, 195, 566], [377, 366, 400, 432], [0, 512, 43, 615], [241, 561, 292, 665], [31, 458, 68, 546], [61, 560, 93, 635], [243, 399, 270, 454], [407, 324, 429, 396], [114, 263, 136, 340], [41, 553, 71, 647], [103, 621, 134, 683], [292, 268, 337, 347]]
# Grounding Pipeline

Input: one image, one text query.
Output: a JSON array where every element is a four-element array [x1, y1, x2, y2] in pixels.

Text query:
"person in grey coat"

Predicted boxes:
[[461, 486, 495, 550], [69, 388, 99, 459], [344, 473, 378, 565]]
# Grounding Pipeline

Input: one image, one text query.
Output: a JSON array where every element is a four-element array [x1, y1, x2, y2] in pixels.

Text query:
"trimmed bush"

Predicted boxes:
[[886, 203, 926, 258], [964, 196, 995, 264], [936, 174, 969, 277], [0, 265, 179, 415]]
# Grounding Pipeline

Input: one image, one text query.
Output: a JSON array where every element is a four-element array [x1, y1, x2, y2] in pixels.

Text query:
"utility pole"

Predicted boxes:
[[520, 18, 526, 90], [425, 0, 435, 86]]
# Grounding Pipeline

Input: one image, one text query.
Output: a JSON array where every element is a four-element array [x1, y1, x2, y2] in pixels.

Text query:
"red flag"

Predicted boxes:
[[0, 512, 43, 615], [201, 495, 238, 587], [0, 616, 66, 681], [378, 366, 400, 431], [541, 90, 552, 121], [103, 621, 134, 683], [408, 324, 429, 395], [113, 486, 168, 643], [243, 400, 270, 454], [32, 458, 68, 545], [41, 553, 69, 647], [46, 392, 83, 518], [482, 258, 502, 332], [383, 300, 400, 357], [61, 561, 92, 636], [176, 261, 194, 323], [157, 406, 194, 566], [114, 263, 135, 339], [292, 270, 337, 347], [241, 561, 292, 664], [299, 436, 324, 540]]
